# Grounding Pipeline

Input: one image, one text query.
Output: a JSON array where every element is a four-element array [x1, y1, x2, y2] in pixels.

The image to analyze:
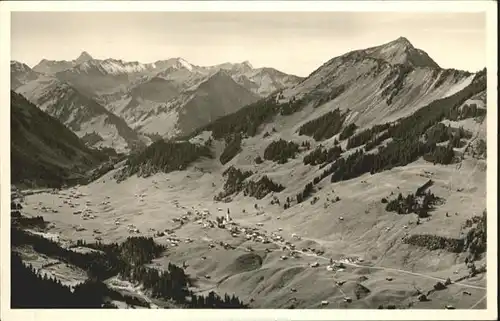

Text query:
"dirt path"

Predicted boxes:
[[272, 239, 486, 290], [469, 294, 487, 309]]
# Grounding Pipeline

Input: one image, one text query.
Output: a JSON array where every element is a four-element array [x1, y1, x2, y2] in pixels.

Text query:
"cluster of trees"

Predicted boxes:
[[12, 214, 47, 229], [188, 291, 247, 309], [117, 140, 212, 181], [451, 103, 487, 121], [284, 148, 346, 209], [403, 210, 486, 260], [11, 201, 23, 210], [86, 147, 127, 182], [243, 175, 285, 199], [303, 145, 343, 166], [13, 251, 163, 309], [85, 239, 247, 308], [425, 123, 471, 147], [296, 182, 314, 204], [301, 140, 312, 149], [11, 252, 112, 308], [391, 71, 485, 141], [423, 144, 456, 165], [12, 228, 122, 280], [12, 228, 248, 308], [385, 190, 440, 218], [346, 123, 391, 149], [263, 139, 300, 164], [331, 140, 440, 183], [464, 210, 487, 260], [325, 74, 486, 184], [119, 263, 190, 302], [474, 139, 487, 159], [86, 236, 166, 266], [425, 123, 453, 144], [11, 210, 22, 218], [298, 109, 347, 141], [194, 96, 281, 140], [279, 96, 309, 116], [215, 166, 285, 201], [416, 179, 434, 196], [339, 123, 358, 140], [364, 130, 392, 151], [214, 166, 253, 201], [403, 234, 465, 253], [220, 133, 243, 165]]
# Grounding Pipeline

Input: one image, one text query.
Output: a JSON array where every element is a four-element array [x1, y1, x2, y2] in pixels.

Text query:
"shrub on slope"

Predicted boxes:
[[303, 145, 343, 166], [243, 175, 285, 199], [339, 123, 358, 140], [215, 166, 284, 201], [215, 166, 253, 201], [263, 139, 300, 164]]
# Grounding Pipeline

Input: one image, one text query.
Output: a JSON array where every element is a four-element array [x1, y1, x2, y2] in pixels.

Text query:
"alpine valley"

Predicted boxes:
[[10, 37, 488, 310]]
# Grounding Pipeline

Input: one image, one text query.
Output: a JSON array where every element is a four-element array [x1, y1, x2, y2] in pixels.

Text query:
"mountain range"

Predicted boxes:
[[11, 36, 486, 190], [10, 36, 488, 309], [12, 53, 303, 152]]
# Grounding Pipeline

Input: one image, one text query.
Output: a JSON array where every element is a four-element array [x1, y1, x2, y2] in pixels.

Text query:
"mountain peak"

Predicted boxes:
[[391, 36, 413, 47], [76, 51, 93, 64], [376, 36, 415, 53], [10, 60, 33, 73], [241, 60, 253, 69], [171, 57, 193, 71], [363, 36, 440, 69]]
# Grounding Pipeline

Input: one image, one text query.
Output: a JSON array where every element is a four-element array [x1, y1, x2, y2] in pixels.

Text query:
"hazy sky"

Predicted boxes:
[[11, 12, 486, 76]]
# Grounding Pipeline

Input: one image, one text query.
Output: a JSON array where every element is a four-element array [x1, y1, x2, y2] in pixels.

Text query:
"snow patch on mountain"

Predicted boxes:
[[177, 58, 193, 71], [75, 59, 149, 75], [100, 60, 149, 75]]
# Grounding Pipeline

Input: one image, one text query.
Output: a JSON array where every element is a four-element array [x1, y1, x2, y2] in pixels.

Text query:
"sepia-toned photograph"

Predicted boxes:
[[1, 1, 497, 320]]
